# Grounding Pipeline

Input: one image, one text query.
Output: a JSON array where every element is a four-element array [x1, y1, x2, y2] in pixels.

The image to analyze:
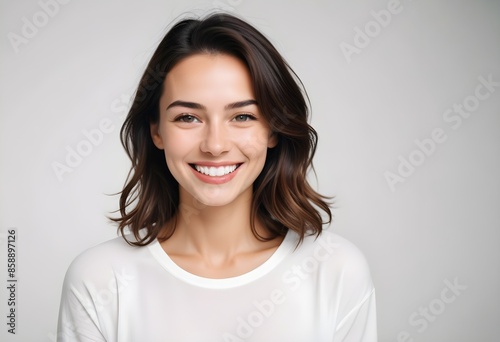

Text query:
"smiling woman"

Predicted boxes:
[[152, 53, 276, 210], [57, 12, 377, 342]]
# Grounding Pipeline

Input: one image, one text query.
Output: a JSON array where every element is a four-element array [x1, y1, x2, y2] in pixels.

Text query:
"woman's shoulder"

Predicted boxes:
[[63, 233, 147, 286], [297, 228, 374, 288], [300, 228, 371, 262], [71, 233, 139, 261]]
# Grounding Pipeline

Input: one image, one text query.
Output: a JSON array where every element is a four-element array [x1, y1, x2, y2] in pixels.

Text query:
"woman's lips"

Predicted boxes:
[[189, 163, 242, 184]]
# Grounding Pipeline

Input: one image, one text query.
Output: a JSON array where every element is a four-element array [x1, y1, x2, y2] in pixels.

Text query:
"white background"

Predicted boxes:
[[1, 0, 499, 341]]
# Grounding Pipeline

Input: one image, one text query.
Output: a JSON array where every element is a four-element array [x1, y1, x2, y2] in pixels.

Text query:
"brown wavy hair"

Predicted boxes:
[[111, 12, 332, 246]]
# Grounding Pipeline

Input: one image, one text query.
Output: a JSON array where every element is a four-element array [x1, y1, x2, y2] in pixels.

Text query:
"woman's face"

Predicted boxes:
[[151, 53, 277, 207]]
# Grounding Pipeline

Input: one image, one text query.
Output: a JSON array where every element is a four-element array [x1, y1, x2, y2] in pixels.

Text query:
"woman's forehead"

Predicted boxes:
[[161, 54, 255, 108]]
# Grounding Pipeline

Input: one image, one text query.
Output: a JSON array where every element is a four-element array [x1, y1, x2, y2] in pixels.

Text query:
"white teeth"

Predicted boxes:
[[194, 164, 238, 177]]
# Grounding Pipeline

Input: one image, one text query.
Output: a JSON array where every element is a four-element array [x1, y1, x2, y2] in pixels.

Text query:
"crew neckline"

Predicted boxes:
[[147, 229, 296, 289]]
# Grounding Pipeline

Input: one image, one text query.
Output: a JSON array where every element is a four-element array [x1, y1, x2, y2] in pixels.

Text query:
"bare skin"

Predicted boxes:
[[151, 53, 283, 278], [160, 193, 284, 279]]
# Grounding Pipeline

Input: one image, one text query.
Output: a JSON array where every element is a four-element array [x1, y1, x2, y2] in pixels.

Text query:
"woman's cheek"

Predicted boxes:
[[238, 132, 270, 158], [165, 130, 195, 151]]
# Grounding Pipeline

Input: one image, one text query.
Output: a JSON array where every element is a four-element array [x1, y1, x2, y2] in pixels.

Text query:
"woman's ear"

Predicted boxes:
[[267, 132, 278, 148], [150, 122, 164, 149]]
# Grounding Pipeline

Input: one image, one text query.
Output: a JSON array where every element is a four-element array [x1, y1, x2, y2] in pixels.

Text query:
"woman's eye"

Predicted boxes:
[[175, 114, 199, 123], [233, 114, 255, 122]]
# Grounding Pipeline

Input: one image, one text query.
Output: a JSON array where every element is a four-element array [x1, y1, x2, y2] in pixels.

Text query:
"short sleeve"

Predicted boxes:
[[325, 232, 378, 342], [57, 254, 108, 342], [333, 289, 377, 342]]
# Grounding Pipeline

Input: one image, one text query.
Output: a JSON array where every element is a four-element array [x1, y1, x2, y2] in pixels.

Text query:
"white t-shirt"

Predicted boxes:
[[57, 229, 377, 342]]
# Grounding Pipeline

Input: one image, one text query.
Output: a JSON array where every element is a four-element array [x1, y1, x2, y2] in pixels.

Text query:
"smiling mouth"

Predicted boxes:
[[190, 164, 242, 177]]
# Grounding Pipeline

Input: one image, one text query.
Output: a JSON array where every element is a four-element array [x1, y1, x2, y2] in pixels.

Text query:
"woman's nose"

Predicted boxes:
[[200, 122, 230, 156]]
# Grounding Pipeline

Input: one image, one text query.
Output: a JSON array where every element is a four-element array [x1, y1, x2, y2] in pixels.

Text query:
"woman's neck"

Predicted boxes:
[[162, 186, 278, 264], [179, 197, 254, 256]]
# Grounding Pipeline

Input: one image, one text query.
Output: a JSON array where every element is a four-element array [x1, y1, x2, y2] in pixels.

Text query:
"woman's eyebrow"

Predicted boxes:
[[166, 100, 205, 110], [166, 99, 258, 111], [224, 99, 258, 110]]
